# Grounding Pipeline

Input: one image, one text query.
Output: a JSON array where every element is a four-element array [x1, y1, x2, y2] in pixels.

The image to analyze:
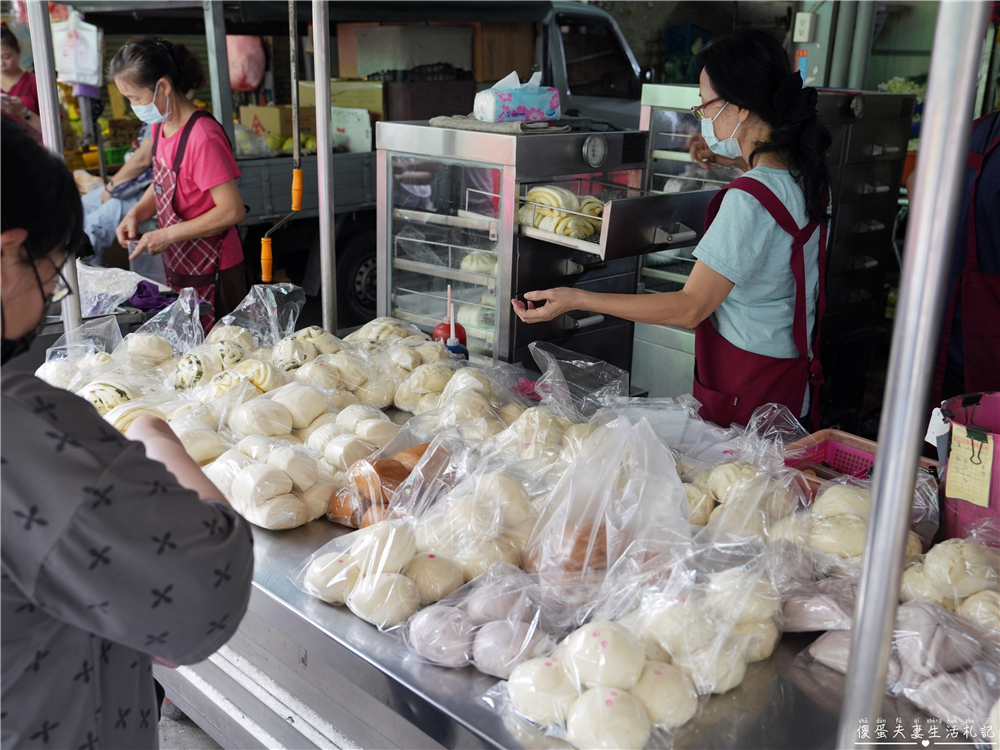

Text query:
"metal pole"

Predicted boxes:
[[204, 0, 235, 148], [847, 1, 876, 91], [312, 0, 338, 333], [828, 1, 857, 89], [27, 0, 83, 335], [289, 0, 301, 169], [836, 3, 990, 747]]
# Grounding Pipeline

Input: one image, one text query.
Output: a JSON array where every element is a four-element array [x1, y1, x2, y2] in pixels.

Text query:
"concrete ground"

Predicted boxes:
[[159, 701, 222, 750]]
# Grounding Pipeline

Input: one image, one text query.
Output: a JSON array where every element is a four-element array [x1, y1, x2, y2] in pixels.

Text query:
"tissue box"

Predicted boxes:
[[473, 73, 560, 123]]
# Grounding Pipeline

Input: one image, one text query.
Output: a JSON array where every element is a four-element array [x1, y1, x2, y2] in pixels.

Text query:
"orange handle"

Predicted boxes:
[[261, 237, 273, 283], [291, 168, 303, 212]]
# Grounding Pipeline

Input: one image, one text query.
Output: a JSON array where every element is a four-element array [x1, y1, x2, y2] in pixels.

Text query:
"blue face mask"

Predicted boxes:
[[700, 101, 742, 160], [131, 81, 170, 125]]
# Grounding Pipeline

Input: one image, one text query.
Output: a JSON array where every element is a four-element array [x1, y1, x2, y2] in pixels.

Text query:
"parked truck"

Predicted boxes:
[[77, 0, 646, 325]]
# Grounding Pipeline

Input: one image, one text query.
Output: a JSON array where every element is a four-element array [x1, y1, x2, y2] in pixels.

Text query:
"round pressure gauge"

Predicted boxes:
[[582, 134, 608, 168]]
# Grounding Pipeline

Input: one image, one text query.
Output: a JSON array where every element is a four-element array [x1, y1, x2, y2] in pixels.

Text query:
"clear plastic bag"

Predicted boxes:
[[736, 403, 812, 471], [209, 283, 306, 349], [528, 341, 629, 422], [598, 540, 785, 699], [204, 434, 336, 529], [35, 315, 124, 392], [343, 316, 428, 345], [521, 417, 691, 632], [110, 289, 203, 374], [74, 262, 145, 316], [613, 394, 740, 462], [781, 576, 857, 632], [270, 326, 345, 372]]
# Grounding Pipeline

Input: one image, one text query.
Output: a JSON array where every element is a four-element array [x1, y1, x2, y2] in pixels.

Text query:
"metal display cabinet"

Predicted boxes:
[[376, 121, 680, 371]]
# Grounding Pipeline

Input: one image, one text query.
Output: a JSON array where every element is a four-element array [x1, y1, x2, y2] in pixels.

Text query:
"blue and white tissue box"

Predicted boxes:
[[473, 71, 561, 123]]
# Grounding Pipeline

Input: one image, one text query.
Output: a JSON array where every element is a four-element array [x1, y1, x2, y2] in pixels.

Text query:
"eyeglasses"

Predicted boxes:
[[690, 95, 725, 121], [35, 253, 73, 304]]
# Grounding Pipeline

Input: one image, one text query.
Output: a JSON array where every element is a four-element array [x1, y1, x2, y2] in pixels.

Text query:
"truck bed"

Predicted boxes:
[[236, 151, 376, 224]]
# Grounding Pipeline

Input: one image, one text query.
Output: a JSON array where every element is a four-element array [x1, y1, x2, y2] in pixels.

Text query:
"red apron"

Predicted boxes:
[[931, 125, 1000, 404], [151, 110, 228, 331], [693, 176, 827, 429]]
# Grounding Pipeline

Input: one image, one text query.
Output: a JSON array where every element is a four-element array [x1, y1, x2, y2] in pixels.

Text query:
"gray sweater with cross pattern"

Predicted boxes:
[[1, 371, 254, 749]]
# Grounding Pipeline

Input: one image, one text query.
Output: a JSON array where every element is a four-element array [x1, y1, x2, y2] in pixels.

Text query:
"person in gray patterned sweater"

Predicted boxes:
[[1, 116, 255, 750]]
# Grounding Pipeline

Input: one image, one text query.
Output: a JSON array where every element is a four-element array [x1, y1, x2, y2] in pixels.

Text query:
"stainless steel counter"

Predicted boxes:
[[156, 521, 912, 750]]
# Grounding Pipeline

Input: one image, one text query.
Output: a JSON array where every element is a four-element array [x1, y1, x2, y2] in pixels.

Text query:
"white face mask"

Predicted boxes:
[[131, 81, 170, 125], [700, 101, 742, 160]]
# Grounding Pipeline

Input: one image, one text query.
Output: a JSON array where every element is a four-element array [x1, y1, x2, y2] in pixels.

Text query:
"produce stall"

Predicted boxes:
[[20, 2, 999, 750]]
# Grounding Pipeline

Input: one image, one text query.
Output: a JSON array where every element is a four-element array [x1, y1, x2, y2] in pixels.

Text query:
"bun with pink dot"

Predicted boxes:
[[561, 620, 645, 690]]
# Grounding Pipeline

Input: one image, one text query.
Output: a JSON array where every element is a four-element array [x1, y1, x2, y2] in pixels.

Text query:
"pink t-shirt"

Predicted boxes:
[[3, 70, 39, 114], [154, 114, 244, 270]]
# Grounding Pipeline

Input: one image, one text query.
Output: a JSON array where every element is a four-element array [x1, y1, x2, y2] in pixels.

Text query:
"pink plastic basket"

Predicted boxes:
[[789, 439, 876, 478], [785, 428, 938, 498]]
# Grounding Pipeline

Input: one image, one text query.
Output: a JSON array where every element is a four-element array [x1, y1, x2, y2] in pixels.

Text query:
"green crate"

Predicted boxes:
[[104, 144, 131, 165]]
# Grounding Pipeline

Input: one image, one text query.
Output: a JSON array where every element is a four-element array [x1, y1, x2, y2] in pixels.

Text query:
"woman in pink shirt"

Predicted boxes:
[[1, 25, 42, 136], [111, 37, 247, 329]]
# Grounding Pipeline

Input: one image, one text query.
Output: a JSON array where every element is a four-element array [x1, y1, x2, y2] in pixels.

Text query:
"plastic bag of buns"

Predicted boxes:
[[392, 359, 469, 414], [596, 539, 786, 698], [768, 476, 929, 580], [226, 380, 333, 441], [269, 326, 345, 373], [481, 619, 702, 747], [690, 461, 808, 551], [295, 518, 429, 629], [106, 289, 203, 376], [343, 316, 428, 346], [401, 563, 557, 676], [800, 600, 1000, 734], [521, 417, 690, 629], [207, 282, 306, 349], [35, 315, 124, 393], [203, 437, 336, 530], [901, 522, 999, 631]]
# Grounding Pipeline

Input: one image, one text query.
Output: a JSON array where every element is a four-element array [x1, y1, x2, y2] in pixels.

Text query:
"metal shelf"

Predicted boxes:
[[392, 258, 497, 288]]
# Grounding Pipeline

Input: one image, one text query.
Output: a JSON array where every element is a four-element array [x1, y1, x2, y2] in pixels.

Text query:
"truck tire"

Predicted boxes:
[[337, 228, 377, 325]]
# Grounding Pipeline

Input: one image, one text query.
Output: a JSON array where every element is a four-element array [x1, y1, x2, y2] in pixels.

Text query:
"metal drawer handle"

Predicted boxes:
[[867, 144, 901, 157], [654, 222, 698, 245], [858, 219, 886, 234], [861, 182, 890, 195], [570, 314, 605, 329]]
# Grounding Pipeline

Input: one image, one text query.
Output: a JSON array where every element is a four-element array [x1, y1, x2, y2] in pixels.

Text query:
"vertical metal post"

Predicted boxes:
[[828, 1, 856, 89], [836, 3, 990, 747], [289, 0, 301, 169], [312, 0, 337, 333], [27, 0, 83, 335], [847, 1, 876, 91], [204, 0, 235, 148]]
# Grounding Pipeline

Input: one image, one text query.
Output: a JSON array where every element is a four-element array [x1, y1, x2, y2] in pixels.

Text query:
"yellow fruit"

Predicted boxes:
[[305, 137, 318, 150], [266, 135, 283, 151], [282, 137, 295, 151]]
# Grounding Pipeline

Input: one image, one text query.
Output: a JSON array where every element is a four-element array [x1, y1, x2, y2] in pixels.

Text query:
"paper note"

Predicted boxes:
[[946, 425, 994, 508]]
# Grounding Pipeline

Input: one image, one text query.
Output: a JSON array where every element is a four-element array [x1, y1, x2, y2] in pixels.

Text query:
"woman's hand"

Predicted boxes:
[[511, 288, 579, 324], [1, 95, 27, 120], [100, 186, 113, 204], [128, 226, 173, 259], [115, 211, 139, 246], [686, 132, 747, 172]]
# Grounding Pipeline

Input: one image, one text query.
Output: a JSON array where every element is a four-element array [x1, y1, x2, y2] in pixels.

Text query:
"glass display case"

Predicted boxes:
[[384, 156, 504, 360], [377, 122, 670, 371], [639, 84, 741, 295]]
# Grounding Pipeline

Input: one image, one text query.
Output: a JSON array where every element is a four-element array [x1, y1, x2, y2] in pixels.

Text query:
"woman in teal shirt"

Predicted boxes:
[[514, 29, 832, 428]]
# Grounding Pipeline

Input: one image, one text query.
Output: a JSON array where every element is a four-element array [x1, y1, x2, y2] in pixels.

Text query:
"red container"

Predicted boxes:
[[433, 319, 466, 347], [940, 393, 1000, 539]]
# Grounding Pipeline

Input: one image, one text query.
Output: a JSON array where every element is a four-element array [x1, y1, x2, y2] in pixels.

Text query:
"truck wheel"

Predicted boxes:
[[337, 228, 377, 325]]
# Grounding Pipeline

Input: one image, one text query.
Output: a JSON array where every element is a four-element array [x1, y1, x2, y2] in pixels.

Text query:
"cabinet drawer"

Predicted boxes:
[[844, 121, 909, 164], [836, 161, 903, 204], [825, 267, 887, 314]]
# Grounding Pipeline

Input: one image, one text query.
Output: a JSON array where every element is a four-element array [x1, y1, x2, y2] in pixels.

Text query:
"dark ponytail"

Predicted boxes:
[[107, 37, 205, 95], [697, 29, 832, 223]]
